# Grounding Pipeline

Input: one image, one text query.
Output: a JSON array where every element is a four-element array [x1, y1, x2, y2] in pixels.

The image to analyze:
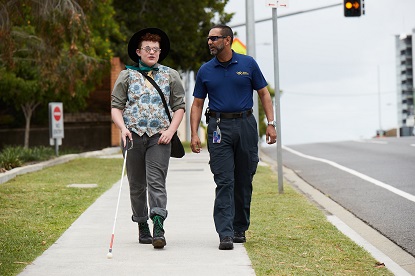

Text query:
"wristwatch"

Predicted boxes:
[[267, 120, 277, 128]]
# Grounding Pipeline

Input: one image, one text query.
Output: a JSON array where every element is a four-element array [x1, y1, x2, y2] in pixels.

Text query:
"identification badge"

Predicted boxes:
[[213, 126, 221, 144]]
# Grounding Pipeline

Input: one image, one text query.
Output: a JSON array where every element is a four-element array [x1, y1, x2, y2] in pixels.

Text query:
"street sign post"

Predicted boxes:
[[265, 0, 289, 8], [266, 2, 285, 194], [49, 102, 64, 156]]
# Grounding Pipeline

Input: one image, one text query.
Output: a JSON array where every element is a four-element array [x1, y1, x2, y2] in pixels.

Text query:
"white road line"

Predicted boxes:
[[354, 140, 388, 144], [283, 146, 415, 204], [410, 144, 415, 147], [327, 215, 412, 276]]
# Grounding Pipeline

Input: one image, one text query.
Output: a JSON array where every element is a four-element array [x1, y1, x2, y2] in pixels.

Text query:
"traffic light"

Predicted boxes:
[[344, 0, 361, 17]]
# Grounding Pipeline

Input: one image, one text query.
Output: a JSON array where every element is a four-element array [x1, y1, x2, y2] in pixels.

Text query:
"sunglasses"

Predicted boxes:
[[207, 36, 227, 42]]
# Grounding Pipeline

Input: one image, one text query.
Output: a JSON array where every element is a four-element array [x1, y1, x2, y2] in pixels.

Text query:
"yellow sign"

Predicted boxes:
[[232, 38, 246, 55]]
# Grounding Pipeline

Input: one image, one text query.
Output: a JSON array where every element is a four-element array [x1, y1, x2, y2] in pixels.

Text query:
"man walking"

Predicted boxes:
[[190, 24, 277, 250]]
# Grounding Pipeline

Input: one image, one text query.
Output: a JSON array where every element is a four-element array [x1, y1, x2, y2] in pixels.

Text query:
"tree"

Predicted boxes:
[[0, 66, 45, 148], [111, 0, 233, 71], [0, 0, 233, 148], [0, 0, 122, 148]]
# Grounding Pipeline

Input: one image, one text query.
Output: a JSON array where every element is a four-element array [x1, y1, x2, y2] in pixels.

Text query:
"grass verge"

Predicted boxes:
[[0, 158, 122, 276], [0, 155, 394, 275], [246, 165, 393, 275]]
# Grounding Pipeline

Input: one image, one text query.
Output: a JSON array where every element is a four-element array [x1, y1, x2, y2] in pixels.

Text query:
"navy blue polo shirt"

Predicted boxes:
[[193, 51, 268, 113]]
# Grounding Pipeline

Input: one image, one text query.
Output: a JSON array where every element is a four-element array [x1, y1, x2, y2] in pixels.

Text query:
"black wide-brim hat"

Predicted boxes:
[[128, 28, 170, 63]]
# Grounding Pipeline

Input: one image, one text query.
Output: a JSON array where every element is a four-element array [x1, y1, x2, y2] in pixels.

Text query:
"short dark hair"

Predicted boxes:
[[211, 24, 234, 44], [139, 33, 161, 48]]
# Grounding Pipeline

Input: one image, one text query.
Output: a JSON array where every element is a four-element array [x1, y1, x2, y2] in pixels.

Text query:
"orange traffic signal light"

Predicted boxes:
[[344, 0, 361, 17]]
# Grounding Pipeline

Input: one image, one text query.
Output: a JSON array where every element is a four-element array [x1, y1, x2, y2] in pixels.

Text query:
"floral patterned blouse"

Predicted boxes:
[[111, 64, 185, 137]]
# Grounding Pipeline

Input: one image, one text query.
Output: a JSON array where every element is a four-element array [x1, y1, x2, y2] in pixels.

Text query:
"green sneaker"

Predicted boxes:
[[152, 215, 166, 249]]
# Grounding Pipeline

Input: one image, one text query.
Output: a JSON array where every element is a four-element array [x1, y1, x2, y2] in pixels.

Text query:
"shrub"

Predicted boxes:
[[0, 146, 55, 170], [21, 146, 54, 162], [0, 147, 23, 170]]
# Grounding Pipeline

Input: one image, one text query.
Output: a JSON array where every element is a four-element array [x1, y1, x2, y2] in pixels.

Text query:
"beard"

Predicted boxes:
[[209, 43, 224, 56]]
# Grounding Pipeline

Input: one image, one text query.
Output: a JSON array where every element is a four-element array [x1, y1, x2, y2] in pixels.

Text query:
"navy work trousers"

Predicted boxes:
[[207, 112, 259, 239]]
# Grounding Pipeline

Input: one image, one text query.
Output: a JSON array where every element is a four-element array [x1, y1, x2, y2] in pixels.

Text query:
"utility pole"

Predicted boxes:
[[246, 0, 259, 134]]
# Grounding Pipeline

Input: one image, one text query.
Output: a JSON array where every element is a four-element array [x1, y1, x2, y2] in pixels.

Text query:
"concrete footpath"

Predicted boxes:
[[17, 149, 255, 276], [6, 146, 415, 275]]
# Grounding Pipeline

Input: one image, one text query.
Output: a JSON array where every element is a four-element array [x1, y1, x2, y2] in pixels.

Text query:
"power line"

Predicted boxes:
[[230, 3, 342, 28]]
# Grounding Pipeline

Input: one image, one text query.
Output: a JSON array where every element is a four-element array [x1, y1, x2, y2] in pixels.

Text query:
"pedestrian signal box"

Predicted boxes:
[[344, 0, 362, 17]]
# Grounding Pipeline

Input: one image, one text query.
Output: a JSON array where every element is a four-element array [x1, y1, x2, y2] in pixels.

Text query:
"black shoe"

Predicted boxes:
[[233, 231, 246, 243], [152, 215, 166, 249], [219, 236, 234, 250], [138, 222, 152, 244]]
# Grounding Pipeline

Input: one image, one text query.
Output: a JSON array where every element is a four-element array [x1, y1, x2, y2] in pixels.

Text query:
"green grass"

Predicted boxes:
[[0, 158, 122, 276], [0, 155, 393, 275], [246, 165, 393, 275]]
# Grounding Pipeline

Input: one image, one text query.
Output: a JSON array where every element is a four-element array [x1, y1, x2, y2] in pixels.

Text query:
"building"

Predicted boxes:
[[395, 29, 415, 136]]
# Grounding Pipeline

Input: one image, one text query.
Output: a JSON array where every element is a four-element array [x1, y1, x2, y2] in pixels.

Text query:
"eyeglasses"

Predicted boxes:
[[207, 36, 227, 42], [140, 46, 161, 53]]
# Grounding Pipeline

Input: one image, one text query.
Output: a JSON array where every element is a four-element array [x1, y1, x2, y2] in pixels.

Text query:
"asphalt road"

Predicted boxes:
[[262, 137, 415, 257]]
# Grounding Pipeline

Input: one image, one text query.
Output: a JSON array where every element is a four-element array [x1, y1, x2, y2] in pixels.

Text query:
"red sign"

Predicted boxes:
[[49, 102, 64, 142], [53, 106, 61, 121]]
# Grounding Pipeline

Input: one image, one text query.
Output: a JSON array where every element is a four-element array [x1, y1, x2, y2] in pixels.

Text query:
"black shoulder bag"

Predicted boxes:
[[140, 72, 185, 158]]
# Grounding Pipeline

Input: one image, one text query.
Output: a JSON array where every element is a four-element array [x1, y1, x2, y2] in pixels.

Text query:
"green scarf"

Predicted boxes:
[[126, 60, 159, 72]]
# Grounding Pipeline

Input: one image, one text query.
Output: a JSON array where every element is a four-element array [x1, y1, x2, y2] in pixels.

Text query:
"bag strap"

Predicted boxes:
[[140, 72, 172, 123]]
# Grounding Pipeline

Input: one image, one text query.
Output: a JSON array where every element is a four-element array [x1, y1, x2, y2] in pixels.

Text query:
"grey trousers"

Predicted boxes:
[[123, 132, 170, 223]]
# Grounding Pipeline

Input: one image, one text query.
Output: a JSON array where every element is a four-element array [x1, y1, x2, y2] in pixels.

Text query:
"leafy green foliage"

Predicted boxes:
[[0, 146, 55, 170], [111, 0, 233, 71], [0, 0, 122, 146], [0, 0, 233, 148], [0, 147, 22, 170]]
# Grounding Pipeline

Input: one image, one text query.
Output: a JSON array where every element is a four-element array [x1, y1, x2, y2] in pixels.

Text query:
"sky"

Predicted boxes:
[[224, 0, 415, 145]]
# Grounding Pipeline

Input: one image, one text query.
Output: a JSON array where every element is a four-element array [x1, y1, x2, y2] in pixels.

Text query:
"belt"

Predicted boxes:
[[209, 109, 253, 119]]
